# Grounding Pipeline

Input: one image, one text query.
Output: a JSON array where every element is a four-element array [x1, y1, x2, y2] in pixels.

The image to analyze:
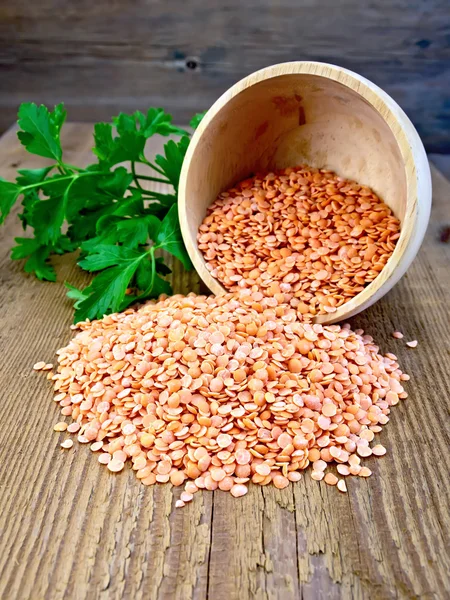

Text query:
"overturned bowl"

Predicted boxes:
[[178, 61, 432, 323]]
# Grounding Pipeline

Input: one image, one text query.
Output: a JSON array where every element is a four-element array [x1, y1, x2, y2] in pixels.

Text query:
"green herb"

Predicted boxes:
[[0, 103, 205, 322]]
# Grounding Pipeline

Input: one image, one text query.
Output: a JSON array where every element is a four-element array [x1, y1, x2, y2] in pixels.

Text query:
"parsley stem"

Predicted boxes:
[[131, 162, 145, 191], [128, 185, 159, 197], [20, 174, 74, 191], [138, 154, 168, 178], [136, 174, 171, 185], [149, 247, 156, 293], [62, 162, 83, 173], [19, 171, 105, 193], [62, 176, 79, 206]]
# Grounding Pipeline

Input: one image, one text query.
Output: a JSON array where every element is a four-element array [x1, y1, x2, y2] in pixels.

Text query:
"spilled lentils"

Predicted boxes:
[[43, 291, 409, 504], [198, 165, 401, 316]]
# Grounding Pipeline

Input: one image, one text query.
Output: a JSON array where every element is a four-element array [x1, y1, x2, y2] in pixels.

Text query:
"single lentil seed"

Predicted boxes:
[[53, 422, 68, 432], [392, 331, 404, 339], [337, 479, 347, 493], [372, 444, 387, 456], [185, 481, 198, 494], [230, 484, 248, 498], [108, 459, 125, 473], [67, 423, 81, 433], [273, 474, 289, 489], [406, 340, 418, 348], [324, 473, 338, 486], [255, 463, 271, 477], [180, 492, 194, 503]]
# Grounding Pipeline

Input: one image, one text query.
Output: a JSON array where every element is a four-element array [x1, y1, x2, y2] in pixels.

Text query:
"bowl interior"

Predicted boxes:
[[179, 66, 425, 323], [183, 73, 407, 246]]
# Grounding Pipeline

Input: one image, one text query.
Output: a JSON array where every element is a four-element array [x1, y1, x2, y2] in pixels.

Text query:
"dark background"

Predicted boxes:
[[1, 0, 449, 152]]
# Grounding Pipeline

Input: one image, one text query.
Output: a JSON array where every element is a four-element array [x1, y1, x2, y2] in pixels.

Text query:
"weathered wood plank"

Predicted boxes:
[[0, 0, 449, 151], [0, 126, 449, 599], [0, 126, 210, 600]]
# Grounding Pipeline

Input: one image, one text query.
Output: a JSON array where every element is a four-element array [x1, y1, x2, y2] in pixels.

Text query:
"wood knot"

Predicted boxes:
[[439, 225, 450, 243]]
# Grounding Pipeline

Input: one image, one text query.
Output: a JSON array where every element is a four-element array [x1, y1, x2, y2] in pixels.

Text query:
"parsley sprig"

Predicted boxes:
[[0, 103, 204, 322]]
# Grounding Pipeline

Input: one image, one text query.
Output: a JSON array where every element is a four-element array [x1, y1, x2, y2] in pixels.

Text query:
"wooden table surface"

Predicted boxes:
[[0, 125, 449, 600]]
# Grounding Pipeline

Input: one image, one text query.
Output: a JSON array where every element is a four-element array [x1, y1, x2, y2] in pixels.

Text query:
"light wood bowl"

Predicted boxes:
[[179, 62, 432, 323]]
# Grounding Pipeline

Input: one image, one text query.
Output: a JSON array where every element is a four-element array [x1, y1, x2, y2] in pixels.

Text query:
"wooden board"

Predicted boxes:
[[0, 0, 450, 152], [0, 124, 449, 600]]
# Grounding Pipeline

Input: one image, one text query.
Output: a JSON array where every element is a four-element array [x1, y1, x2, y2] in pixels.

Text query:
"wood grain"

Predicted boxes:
[[0, 125, 449, 599], [0, 0, 449, 152]]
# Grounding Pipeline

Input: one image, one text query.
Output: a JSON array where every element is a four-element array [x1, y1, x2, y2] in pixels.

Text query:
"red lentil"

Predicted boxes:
[[324, 473, 338, 486], [180, 492, 194, 503], [198, 166, 401, 317], [42, 289, 408, 503], [337, 479, 347, 493], [53, 422, 68, 432]]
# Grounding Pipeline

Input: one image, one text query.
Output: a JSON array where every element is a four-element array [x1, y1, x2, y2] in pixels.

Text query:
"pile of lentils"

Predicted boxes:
[[42, 289, 409, 505], [198, 165, 401, 317]]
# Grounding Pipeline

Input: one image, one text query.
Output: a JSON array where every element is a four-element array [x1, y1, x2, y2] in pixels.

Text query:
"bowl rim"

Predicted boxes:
[[179, 61, 432, 324]]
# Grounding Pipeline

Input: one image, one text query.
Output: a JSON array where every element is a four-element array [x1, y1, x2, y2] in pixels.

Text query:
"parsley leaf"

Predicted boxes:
[[53, 235, 78, 254], [65, 283, 89, 311], [135, 108, 188, 138], [154, 137, 190, 191], [73, 246, 151, 322], [155, 204, 192, 269], [0, 179, 21, 224], [92, 122, 115, 164], [141, 272, 172, 298], [16, 166, 54, 187], [115, 215, 161, 248], [17, 103, 66, 161], [93, 119, 145, 165], [18, 191, 39, 229], [189, 111, 206, 130], [2, 101, 206, 322], [24, 246, 56, 281], [11, 238, 56, 281], [78, 244, 148, 272], [97, 167, 133, 197], [135, 259, 153, 292], [134, 256, 171, 294]]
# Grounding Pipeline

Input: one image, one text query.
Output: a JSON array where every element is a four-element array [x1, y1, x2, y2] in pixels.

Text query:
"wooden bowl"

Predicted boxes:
[[179, 62, 432, 323]]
